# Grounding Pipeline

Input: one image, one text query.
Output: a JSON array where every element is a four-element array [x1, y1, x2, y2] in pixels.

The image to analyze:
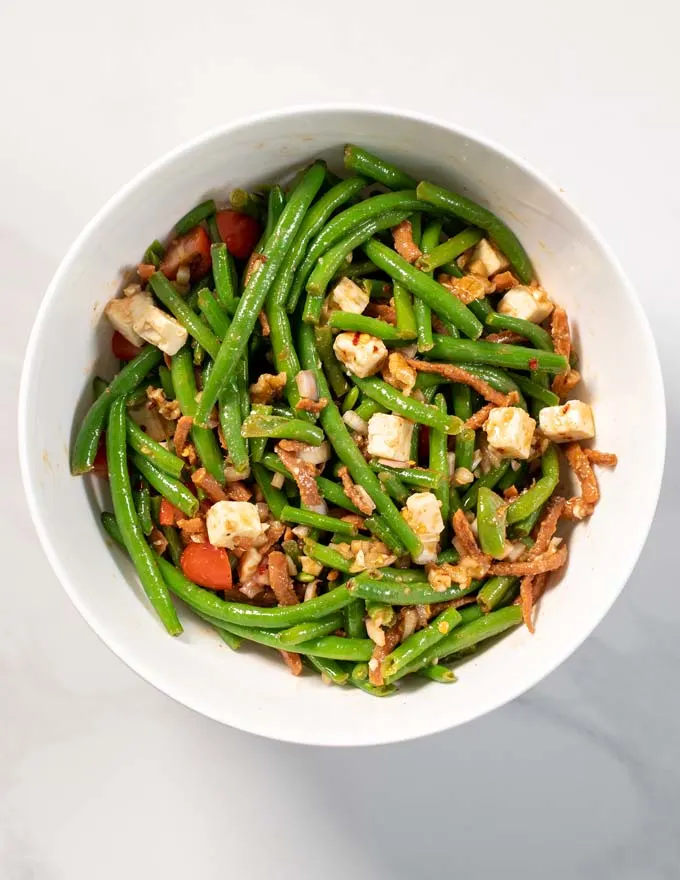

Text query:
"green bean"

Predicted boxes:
[[485, 312, 554, 351], [506, 444, 559, 524], [370, 461, 440, 489], [455, 364, 526, 408], [71, 345, 163, 474], [282, 177, 367, 312], [497, 461, 528, 492], [363, 239, 483, 340], [174, 199, 216, 235], [343, 144, 417, 190], [105, 401, 182, 635], [468, 297, 493, 323], [266, 302, 311, 419], [349, 576, 480, 606], [392, 281, 417, 340], [313, 325, 348, 398], [430, 393, 451, 543], [252, 463, 286, 520], [307, 655, 349, 685], [437, 548, 460, 565], [477, 576, 519, 613], [229, 188, 265, 218], [354, 396, 387, 421], [349, 664, 396, 696], [171, 347, 225, 483], [248, 404, 269, 464], [372, 568, 428, 583], [365, 516, 407, 555], [278, 613, 345, 646], [507, 371, 560, 407], [342, 386, 360, 412], [352, 376, 463, 434], [477, 487, 507, 557], [418, 664, 457, 683], [156, 364, 174, 400], [147, 272, 220, 358], [264, 185, 287, 241], [216, 627, 242, 651], [429, 336, 568, 373], [197, 288, 229, 339], [303, 539, 354, 574], [333, 259, 380, 281], [327, 312, 415, 341], [124, 417, 184, 479], [416, 181, 534, 284], [461, 461, 511, 511], [143, 239, 165, 267], [452, 382, 475, 469], [413, 219, 441, 352], [207, 215, 222, 244], [161, 524, 183, 566], [509, 504, 544, 538], [192, 340, 205, 366], [416, 227, 484, 274], [220, 622, 373, 661], [299, 324, 422, 557], [195, 162, 327, 426], [241, 413, 325, 445], [133, 479, 153, 536], [219, 378, 249, 473], [345, 598, 367, 639], [366, 601, 397, 628], [130, 451, 199, 517], [304, 209, 410, 318], [377, 469, 410, 504], [92, 376, 108, 399], [383, 606, 462, 681], [280, 505, 358, 536], [210, 243, 239, 314], [261, 454, 361, 514], [361, 279, 391, 298]]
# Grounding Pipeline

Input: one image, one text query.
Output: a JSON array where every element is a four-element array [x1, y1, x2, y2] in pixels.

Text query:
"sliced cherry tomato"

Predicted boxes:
[[160, 226, 211, 280], [180, 543, 233, 590], [418, 426, 430, 464], [111, 330, 142, 361], [93, 441, 108, 478], [137, 263, 156, 280], [215, 210, 261, 260], [159, 498, 183, 526]]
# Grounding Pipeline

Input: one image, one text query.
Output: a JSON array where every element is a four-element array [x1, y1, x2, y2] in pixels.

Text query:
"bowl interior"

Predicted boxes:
[[19, 108, 664, 745]]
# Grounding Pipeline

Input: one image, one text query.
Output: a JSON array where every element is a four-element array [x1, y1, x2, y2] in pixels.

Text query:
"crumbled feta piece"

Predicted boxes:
[[105, 296, 144, 347], [128, 292, 188, 355], [484, 407, 536, 460], [402, 491, 444, 564], [470, 238, 509, 277], [206, 501, 265, 549], [454, 467, 474, 486], [497, 286, 554, 324], [329, 277, 369, 314], [333, 332, 388, 378], [367, 413, 414, 462], [539, 401, 595, 443]]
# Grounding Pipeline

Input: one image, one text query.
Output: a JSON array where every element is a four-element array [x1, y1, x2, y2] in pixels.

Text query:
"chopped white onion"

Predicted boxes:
[[378, 458, 410, 469], [447, 452, 457, 477], [304, 580, 319, 601], [271, 472, 285, 490], [176, 265, 191, 285], [399, 343, 418, 358], [308, 501, 328, 516], [297, 442, 331, 465], [239, 582, 263, 599], [292, 525, 310, 539], [295, 370, 319, 401], [342, 411, 368, 435]]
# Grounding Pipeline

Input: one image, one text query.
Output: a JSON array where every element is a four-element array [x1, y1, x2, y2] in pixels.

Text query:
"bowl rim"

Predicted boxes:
[[18, 103, 667, 746]]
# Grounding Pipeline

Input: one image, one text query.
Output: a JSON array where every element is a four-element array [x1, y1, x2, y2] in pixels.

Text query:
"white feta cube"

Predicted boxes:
[[333, 332, 388, 378], [402, 491, 445, 564], [206, 501, 265, 549], [128, 292, 188, 356], [470, 238, 509, 277], [539, 401, 595, 443], [105, 296, 144, 347], [367, 413, 413, 461], [329, 277, 369, 314], [498, 286, 554, 324], [484, 407, 536, 460]]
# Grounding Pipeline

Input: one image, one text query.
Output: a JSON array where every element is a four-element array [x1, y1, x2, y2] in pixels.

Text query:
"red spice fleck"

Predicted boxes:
[[529, 358, 538, 370], [353, 332, 361, 345]]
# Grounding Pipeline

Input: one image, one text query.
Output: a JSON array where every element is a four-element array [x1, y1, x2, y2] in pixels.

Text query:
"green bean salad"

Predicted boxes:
[[72, 144, 616, 695]]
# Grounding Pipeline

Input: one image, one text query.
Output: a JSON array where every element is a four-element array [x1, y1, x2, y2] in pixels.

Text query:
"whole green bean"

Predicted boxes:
[[219, 378, 249, 473], [416, 181, 534, 284], [299, 324, 422, 557], [267, 302, 311, 418], [71, 345, 163, 474], [477, 576, 519, 613], [506, 444, 559, 524], [430, 393, 451, 543], [175, 199, 216, 235], [215, 627, 242, 651], [343, 144, 417, 190], [198, 288, 229, 338], [229, 188, 265, 218], [485, 312, 554, 351], [105, 400, 182, 635], [171, 347, 225, 483], [158, 364, 175, 400], [333, 259, 380, 281], [461, 461, 511, 511], [349, 576, 480, 606], [125, 416, 184, 478], [392, 281, 418, 340], [303, 539, 354, 574], [220, 622, 373, 661], [241, 413, 325, 445], [497, 460, 528, 492], [370, 461, 440, 489], [437, 548, 460, 565], [350, 664, 396, 696], [196, 162, 327, 426], [314, 325, 348, 397], [328, 312, 415, 341], [456, 364, 526, 408], [308, 655, 349, 685], [130, 451, 199, 517], [383, 606, 463, 681], [476, 487, 507, 557], [509, 504, 544, 538], [133, 478, 153, 536], [416, 227, 484, 274], [280, 505, 358, 536], [377, 469, 410, 504], [207, 215, 222, 244], [507, 371, 560, 407], [418, 664, 457, 683], [429, 336, 568, 373], [371, 568, 428, 583], [363, 239, 483, 340], [278, 613, 345, 645], [364, 515, 407, 555], [210, 243, 239, 314], [352, 376, 463, 434], [345, 598, 367, 639], [148, 272, 221, 358], [354, 396, 387, 421], [413, 219, 442, 352], [143, 239, 164, 267]]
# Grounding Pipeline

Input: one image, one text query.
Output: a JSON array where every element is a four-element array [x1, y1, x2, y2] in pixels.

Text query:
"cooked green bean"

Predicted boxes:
[[130, 451, 199, 517], [216, 627, 243, 651], [158, 364, 175, 400], [229, 188, 264, 218], [418, 664, 457, 683], [349, 576, 480, 605], [509, 504, 544, 538], [477, 576, 519, 613], [477, 487, 507, 557], [354, 396, 387, 421], [303, 539, 354, 574], [105, 401, 182, 635], [506, 444, 559, 524], [461, 461, 511, 511], [175, 199, 216, 235], [280, 505, 358, 536], [219, 377, 249, 473], [350, 663, 396, 696], [392, 281, 418, 340], [218, 622, 373, 660], [143, 239, 164, 267], [485, 312, 554, 351], [372, 568, 428, 583], [124, 417, 184, 478], [327, 311, 415, 341], [351, 376, 462, 434], [416, 227, 484, 274], [413, 219, 441, 351], [364, 515, 407, 554], [383, 606, 462, 681], [416, 181, 534, 283], [370, 461, 440, 489], [278, 613, 345, 646], [345, 598, 367, 639], [241, 413, 325, 445], [377, 469, 410, 504], [198, 288, 229, 339], [343, 144, 417, 190], [314, 325, 348, 398], [308, 655, 349, 685], [148, 272, 221, 358], [430, 394, 451, 544], [133, 478, 153, 536], [210, 243, 238, 314], [429, 336, 568, 373], [507, 371, 560, 407]]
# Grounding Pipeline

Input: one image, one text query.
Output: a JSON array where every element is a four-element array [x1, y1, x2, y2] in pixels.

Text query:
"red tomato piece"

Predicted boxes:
[[111, 330, 142, 361], [137, 263, 157, 281], [160, 226, 211, 280], [215, 210, 261, 260], [93, 441, 108, 478], [180, 543, 233, 590], [159, 498, 183, 526]]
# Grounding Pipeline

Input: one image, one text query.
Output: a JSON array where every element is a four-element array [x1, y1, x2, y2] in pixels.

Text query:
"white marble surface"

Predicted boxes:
[[2, 1, 679, 876]]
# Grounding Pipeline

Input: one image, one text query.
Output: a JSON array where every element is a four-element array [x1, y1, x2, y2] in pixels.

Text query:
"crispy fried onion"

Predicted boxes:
[[516, 572, 549, 633], [338, 466, 376, 516], [527, 496, 565, 559], [275, 440, 323, 508], [173, 415, 193, 455], [392, 220, 422, 264], [493, 271, 520, 291], [584, 449, 618, 467], [563, 442, 599, 520], [550, 306, 579, 397], [279, 651, 303, 675], [438, 273, 494, 303], [258, 310, 271, 337], [426, 510, 491, 589], [249, 371, 287, 405], [244, 252, 267, 287], [191, 466, 228, 502], [465, 403, 494, 431], [364, 302, 397, 324], [490, 541, 567, 576], [267, 550, 299, 607], [407, 360, 519, 407], [146, 386, 181, 420], [176, 516, 208, 544], [369, 623, 402, 686], [295, 397, 328, 413]]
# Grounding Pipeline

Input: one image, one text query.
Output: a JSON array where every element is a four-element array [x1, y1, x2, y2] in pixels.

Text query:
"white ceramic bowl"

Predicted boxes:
[[19, 107, 665, 746]]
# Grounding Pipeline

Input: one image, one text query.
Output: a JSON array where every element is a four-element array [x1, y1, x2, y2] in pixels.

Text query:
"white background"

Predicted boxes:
[[2, 2, 679, 877]]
